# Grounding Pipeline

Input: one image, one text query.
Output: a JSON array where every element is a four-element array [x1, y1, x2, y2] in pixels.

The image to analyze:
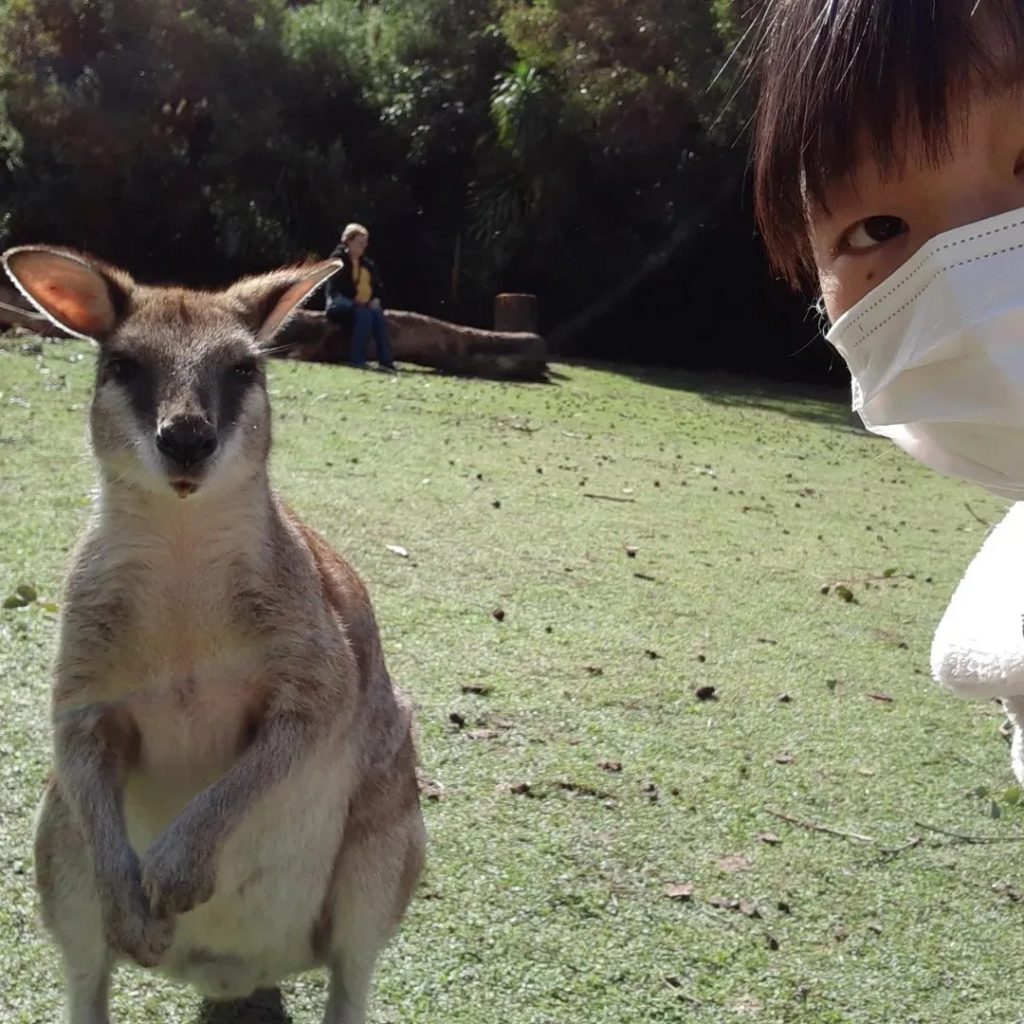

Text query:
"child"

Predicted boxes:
[[752, 0, 1024, 776], [754, 0, 1024, 326]]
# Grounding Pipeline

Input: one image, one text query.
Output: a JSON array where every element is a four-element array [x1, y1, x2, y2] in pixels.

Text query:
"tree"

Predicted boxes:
[[0, 0, 385, 281], [462, 0, 750, 333], [0, 0, 822, 382]]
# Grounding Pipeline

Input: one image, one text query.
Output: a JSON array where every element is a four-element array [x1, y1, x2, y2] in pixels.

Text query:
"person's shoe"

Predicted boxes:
[[377, 362, 399, 374], [349, 361, 369, 370]]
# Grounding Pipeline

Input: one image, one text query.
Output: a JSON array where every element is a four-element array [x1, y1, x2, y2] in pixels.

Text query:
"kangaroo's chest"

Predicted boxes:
[[117, 606, 271, 845], [105, 550, 271, 777]]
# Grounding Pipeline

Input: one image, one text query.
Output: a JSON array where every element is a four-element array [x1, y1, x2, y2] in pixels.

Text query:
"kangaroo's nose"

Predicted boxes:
[[156, 417, 218, 469]]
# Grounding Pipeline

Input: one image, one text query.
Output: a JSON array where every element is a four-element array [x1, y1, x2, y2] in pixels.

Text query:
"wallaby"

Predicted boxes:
[[3, 246, 426, 1024]]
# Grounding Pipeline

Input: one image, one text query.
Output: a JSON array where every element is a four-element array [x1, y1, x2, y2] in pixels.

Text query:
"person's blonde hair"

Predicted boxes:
[[342, 223, 369, 243]]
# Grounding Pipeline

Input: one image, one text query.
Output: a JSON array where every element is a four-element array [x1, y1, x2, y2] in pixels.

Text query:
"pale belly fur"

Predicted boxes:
[[120, 673, 351, 999]]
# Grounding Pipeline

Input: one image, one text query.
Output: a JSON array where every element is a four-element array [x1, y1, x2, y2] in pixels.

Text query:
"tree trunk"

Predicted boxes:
[[274, 309, 548, 381], [0, 284, 68, 336]]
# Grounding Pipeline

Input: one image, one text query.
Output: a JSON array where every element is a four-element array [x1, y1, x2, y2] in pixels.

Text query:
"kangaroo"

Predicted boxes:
[[3, 246, 426, 1024]]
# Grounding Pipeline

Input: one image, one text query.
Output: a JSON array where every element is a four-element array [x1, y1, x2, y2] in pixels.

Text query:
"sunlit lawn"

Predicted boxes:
[[1, 338, 1021, 1023]]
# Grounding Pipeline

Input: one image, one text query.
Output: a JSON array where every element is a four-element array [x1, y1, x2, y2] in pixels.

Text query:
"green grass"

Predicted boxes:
[[2, 339, 1023, 1024]]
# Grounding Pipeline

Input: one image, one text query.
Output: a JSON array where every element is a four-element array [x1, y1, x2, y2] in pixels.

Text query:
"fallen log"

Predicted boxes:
[[275, 308, 548, 381], [1, 285, 548, 380], [0, 283, 68, 336]]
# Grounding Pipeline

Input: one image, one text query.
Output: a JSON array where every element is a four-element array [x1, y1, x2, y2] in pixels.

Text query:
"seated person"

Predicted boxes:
[[325, 223, 396, 372]]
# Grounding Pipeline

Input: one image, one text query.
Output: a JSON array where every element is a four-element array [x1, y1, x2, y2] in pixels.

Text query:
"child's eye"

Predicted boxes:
[[841, 215, 908, 253]]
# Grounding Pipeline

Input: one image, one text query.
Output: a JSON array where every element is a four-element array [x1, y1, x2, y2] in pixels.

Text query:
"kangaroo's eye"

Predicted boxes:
[[104, 355, 143, 383], [231, 360, 260, 381]]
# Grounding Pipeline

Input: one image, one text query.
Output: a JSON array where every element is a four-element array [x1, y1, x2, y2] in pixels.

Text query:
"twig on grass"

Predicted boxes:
[[766, 809, 875, 844], [583, 492, 636, 504], [914, 821, 1024, 845], [964, 502, 990, 527], [878, 836, 923, 857], [662, 977, 704, 1006]]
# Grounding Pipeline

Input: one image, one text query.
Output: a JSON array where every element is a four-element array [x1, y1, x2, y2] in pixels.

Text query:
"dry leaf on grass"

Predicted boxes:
[[993, 881, 1024, 902], [709, 897, 761, 919], [501, 781, 532, 795], [716, 853, 753, 873], [415, 770, 444, 801], [663, 882, 695, 901], [731, 996, 765, 1014], [556, 780, 612, 800]]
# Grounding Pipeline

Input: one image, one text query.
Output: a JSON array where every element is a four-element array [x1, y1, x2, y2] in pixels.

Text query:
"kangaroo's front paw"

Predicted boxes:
[[141, 831, 216, 918], [104, 882, 176, 967]]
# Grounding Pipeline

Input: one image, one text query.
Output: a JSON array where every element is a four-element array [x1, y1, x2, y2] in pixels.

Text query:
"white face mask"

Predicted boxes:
[[826, 206, 1024, 500]]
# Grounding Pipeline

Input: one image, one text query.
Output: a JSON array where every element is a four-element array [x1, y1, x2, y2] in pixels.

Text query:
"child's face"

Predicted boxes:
[[809, 88, 1024, 322]]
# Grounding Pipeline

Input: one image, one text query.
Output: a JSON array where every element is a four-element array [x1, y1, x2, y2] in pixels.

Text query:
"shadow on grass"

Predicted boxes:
[[560, 358, 853, 429], [197, 989, 290, 1024]]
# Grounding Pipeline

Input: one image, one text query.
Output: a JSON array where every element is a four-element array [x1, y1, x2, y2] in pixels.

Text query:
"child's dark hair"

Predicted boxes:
[[753, 0, 1024, 286]]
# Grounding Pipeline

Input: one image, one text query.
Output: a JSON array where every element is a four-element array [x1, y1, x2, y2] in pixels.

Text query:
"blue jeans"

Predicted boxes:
[[351, 305, 394, 367]]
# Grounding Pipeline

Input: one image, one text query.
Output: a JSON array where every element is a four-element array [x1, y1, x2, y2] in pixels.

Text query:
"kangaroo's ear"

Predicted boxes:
[[223, 261, 342, 345], [2, 246, 133, 341]]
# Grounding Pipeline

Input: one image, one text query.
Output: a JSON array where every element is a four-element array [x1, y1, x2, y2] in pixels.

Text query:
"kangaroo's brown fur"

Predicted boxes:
[[4, 246, 426, 1024]]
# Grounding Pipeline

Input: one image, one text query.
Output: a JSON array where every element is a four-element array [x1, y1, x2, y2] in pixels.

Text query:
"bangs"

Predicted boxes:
[[753, 0, 1024, 286]]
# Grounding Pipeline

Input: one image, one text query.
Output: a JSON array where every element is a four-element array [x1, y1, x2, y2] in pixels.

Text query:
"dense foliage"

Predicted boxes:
[[0, 0, 830, 379]]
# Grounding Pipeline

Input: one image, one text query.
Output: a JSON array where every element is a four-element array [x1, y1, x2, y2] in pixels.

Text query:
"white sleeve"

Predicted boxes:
[[931, 502, 1024, 698]]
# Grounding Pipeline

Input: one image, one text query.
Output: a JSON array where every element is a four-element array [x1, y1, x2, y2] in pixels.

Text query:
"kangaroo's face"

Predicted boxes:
[[2, 247, 338, 498], [89, 295, 272, 497]]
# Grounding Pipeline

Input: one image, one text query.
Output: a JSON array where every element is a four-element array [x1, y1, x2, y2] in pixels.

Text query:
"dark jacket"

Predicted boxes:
[[325, 243, 385, 309]]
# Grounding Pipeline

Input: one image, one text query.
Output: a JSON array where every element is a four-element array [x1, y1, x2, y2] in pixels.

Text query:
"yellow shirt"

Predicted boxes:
[[352, 261, 373, 304]]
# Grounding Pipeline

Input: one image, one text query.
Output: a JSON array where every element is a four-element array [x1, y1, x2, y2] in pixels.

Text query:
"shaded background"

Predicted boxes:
[[0, 0, 838, 383]]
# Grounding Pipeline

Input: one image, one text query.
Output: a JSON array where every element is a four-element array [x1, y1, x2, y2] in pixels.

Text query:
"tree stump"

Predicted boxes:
[[494, 293, 538, 334]]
